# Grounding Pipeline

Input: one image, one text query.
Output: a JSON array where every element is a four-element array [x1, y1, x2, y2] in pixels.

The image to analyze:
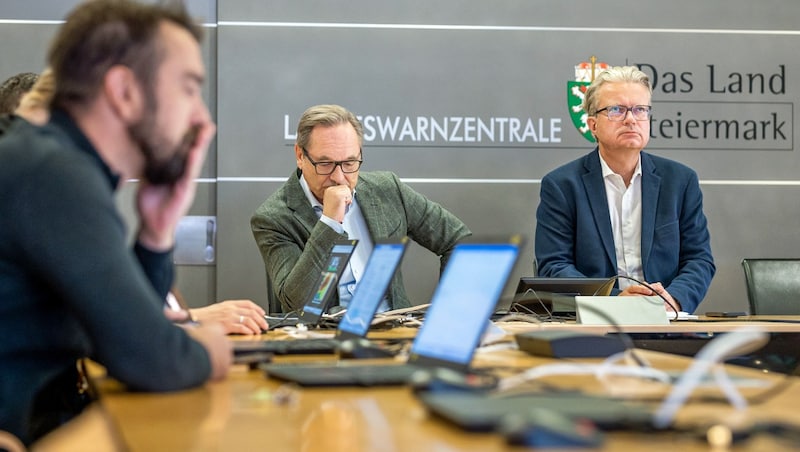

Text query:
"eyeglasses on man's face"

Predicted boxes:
[[594, 105, 652, 121], [302, 147, 363, 175]]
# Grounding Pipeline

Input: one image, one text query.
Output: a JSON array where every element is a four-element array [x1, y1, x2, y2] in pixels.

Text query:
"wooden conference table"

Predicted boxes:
[[33, 317, 800, 451]]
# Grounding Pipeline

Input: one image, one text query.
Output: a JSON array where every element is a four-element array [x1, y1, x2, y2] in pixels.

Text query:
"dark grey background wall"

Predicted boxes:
[[2, 0, 799, 313]]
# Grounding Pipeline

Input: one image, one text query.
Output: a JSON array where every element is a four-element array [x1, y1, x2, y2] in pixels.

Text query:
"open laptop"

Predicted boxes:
[[236, 237, 409, 355], [512, 277, 614, 315], [265, 239, 358, 328], [262, 235, 524, 386]]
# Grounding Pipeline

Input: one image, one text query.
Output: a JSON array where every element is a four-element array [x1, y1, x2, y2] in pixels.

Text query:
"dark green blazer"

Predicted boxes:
[[251, 169, 471, 313]]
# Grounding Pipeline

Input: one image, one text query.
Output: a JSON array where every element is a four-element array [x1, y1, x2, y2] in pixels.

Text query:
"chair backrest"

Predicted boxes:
[[741, 258, 800, 315]]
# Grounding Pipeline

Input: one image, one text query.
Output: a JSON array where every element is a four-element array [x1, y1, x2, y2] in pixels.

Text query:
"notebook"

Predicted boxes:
[[236, 237, 409, 355], [262, 235, 524, 386], [265, 239, 358, 328]]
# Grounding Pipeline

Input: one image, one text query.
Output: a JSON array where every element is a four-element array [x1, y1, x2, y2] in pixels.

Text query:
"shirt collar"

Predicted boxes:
[[299, 172, 323, 210], [599, 152, 642, 181]]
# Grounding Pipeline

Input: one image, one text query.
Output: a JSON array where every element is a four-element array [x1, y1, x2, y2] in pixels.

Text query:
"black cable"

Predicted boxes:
[[265, 310, 299, 329], [505, 289, 574, 322]]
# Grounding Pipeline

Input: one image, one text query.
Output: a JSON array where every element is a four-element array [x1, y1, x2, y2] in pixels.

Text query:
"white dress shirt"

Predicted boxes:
[[599, 154, 644, 290]]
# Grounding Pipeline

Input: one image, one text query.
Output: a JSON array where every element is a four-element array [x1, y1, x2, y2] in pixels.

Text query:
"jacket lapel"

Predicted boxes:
[[353, 175, 386, 238], [286, 170, 320, 234], [639, 153, 660, 270], [581, 150, 616, 267]]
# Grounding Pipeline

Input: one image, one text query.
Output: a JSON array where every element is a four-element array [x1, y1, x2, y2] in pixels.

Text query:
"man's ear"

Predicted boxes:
[[587, 116, 597, 134], [103, 65, 144, 123], [294, 143, 304, 168]]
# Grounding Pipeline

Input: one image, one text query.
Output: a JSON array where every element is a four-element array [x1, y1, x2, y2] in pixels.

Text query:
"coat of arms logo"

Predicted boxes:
[[567, 56, 610, 142]]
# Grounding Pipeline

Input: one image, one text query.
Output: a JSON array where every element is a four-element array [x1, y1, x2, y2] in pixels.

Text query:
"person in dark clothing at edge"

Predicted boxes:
[[0, 0, 232, 445]]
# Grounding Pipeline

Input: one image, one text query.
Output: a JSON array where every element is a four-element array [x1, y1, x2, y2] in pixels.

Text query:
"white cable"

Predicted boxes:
[[476, 342, 518, 354], [280, 324, 334, 339], [492, 313, 544, 324], [712, 364, 748, 410], [374, 303, 431, 317], [498, 360, 671, 391], [652, 325, 769, 429], [323, 309, 346, 319]]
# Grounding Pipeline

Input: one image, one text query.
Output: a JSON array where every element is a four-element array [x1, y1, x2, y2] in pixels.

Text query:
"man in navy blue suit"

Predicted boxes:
[[535, 66, 715, 314]]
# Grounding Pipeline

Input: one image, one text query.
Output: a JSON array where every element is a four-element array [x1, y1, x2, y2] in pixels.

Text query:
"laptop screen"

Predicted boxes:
[[410, 241, 521, 367], [337, 238, 408, 338], [301, 240, 358, 319]]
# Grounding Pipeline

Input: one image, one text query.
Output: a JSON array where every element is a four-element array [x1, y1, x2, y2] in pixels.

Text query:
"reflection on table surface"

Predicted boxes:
[[33, 318, 800, 452]]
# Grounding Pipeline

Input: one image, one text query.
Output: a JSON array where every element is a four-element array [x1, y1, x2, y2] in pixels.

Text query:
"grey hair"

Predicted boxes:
[[296, 104, 363, 150], [583, 65, 652, 115]]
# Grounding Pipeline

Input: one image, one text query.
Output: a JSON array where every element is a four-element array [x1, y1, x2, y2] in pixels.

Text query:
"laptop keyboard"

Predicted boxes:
[[234, 338, 339, 356], [264, 363, 420, 386], [279, 339, 339, 354]]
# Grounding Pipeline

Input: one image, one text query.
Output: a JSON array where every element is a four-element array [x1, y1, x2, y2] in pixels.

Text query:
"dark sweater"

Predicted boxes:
[[0, 113, 20, 137], [0, 110, 211, 445]]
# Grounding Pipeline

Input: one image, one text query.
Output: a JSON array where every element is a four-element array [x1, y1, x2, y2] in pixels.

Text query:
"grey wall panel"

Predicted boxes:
[[0, 1, 78, 21], [700, 185, 800, 313], [217, 24, 800, 179], [216, 11, 800, 313], [216, 181, 283, 305], [219, 0, 799, 30], [4, 0, 800, 314], [397, 181, 538, 306], [0, 24, 56, 79], [0, 0, 216, 22]]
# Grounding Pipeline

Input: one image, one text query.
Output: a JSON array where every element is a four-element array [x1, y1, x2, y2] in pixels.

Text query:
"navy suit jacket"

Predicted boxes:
[[535, 149, 715, 313]]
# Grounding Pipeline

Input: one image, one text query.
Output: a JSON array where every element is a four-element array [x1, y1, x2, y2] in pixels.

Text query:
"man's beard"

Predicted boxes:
[[129, 108, 196, 186], [143, 149, 188, 186]]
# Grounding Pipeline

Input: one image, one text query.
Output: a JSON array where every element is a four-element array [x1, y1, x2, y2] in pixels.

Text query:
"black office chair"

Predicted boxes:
[[741, 258, 800, 315]]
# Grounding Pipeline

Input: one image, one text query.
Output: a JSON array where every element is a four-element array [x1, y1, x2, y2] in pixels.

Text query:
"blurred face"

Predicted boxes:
[[296, 122, 362, 202], [129, 21, 210, 185], [587, 82, 651, 157]]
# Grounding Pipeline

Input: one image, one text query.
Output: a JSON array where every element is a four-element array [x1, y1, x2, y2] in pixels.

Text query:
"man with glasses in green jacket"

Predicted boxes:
[[251, 104, 471, 314]]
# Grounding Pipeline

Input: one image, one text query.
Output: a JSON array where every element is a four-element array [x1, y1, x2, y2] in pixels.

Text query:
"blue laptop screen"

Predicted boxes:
[[411, 243, 519, 365], [337, 242, 406, 337]]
